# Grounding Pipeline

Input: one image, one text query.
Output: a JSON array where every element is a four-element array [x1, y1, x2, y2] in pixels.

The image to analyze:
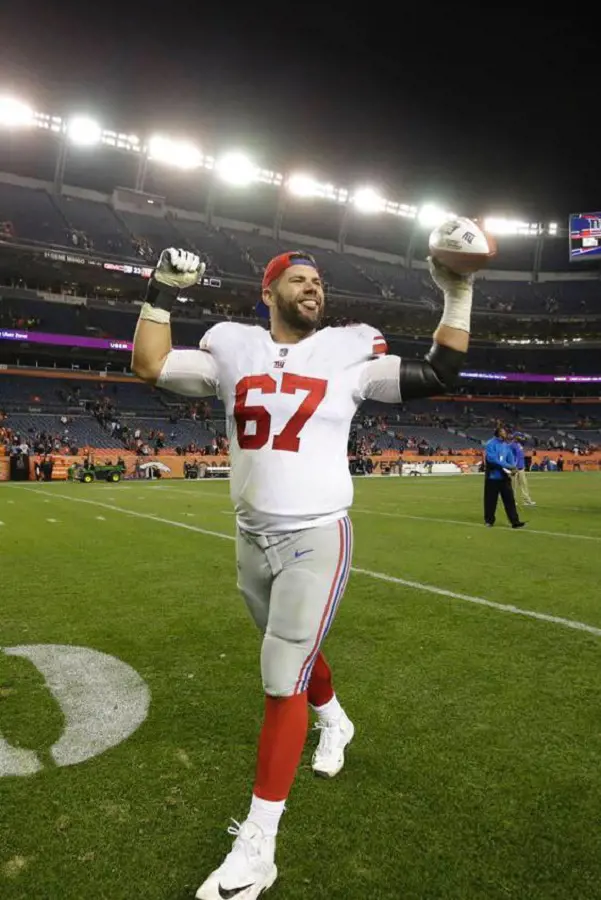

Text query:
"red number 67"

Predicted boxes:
[[234, 373, 327, 453]]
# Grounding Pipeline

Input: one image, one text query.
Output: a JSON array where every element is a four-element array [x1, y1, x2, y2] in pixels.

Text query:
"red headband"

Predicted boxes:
[[261, 251, 319, 290]]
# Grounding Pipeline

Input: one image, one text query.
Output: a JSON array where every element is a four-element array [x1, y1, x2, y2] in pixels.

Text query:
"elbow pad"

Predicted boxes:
[[399, 342, 466, 401]]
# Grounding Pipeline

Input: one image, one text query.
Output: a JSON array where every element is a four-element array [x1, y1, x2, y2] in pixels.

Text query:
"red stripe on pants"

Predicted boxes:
[[294, 518, 345, 694]]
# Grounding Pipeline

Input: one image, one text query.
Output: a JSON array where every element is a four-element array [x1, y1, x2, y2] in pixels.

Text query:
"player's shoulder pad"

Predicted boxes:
[[199, 321, 260, 354], [337, 322, 388, 360]]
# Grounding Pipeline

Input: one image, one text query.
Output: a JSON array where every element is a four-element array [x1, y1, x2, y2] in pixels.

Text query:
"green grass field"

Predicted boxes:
[[1, 472, 601, 900]]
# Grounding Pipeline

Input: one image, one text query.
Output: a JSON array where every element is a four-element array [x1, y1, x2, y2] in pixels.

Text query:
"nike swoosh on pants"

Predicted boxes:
[[218, 883, 255, 899]]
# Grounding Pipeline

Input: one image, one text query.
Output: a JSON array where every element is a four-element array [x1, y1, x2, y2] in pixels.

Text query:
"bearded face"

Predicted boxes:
[[263, 265, 325, 335]]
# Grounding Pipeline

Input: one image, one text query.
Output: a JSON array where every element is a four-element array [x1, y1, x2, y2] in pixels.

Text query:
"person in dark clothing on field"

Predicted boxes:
[[484, 426, 526, 529]]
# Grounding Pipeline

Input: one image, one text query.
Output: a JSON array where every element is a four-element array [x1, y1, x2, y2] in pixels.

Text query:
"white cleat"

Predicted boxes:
[[312, 712, 355, 778], [195, 820, 277, 900]]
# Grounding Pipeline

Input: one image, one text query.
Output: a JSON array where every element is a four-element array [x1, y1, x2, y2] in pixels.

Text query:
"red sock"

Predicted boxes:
[[307, 651, 334, 708], [253, 693, 309, 802]]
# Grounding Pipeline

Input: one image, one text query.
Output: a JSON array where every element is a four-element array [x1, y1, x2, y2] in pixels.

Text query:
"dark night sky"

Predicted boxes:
[[1, 3, 597, 220]]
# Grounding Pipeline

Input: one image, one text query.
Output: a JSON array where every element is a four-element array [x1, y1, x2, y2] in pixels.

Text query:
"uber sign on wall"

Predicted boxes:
[[0, 645, 150, 777]]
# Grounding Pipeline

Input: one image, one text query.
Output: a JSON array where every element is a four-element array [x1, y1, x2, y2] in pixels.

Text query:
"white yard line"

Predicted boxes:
[[25, 489, 235, 542], [22, 487, 601, 640], [352, 566, 601, 638], [353, 507, 601, 542]]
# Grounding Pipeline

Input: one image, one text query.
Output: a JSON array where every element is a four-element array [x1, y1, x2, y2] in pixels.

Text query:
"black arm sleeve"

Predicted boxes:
[[399, 342, 466, 401]]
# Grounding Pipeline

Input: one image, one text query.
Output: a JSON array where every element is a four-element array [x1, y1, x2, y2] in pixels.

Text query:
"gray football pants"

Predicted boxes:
[[236, 516, 353, 697]]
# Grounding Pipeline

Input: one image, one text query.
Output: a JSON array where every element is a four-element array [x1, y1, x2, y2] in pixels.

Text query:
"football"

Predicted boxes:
[[428, 216, 497, 274]]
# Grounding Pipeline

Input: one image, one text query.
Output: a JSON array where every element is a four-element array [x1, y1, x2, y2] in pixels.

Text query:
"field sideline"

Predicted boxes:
[[1, 473, 601, 899]]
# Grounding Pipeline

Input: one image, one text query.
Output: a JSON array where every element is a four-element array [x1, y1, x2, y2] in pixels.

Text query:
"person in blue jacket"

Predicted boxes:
[[484, 426, 525, 528]]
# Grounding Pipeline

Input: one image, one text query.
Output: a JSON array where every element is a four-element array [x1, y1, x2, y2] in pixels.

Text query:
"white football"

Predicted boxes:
[[428, 216, 497, 274]]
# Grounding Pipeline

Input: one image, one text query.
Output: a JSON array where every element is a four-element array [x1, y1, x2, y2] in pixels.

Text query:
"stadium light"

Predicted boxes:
[[287, 173, 320, 198], [0, 96, 563, 238], [285, 173, 347, 202], [352, 187, 386, 214], [216, 151, 257, 186], [483, 217, 540, 236], [148, 135, 202, 169], [417, 204, 453, 228], [66, 116, 102, 146], [0, 96, 34, 128]]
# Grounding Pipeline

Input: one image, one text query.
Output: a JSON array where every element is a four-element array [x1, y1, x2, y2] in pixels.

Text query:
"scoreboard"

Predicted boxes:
[[569, 212, 601, 260]]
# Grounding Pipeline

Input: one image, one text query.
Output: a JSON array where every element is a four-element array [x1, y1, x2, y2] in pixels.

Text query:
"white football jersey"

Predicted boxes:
[[158, 322, 401, 533]]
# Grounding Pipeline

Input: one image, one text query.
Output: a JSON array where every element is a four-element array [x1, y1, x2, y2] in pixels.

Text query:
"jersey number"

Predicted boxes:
[[234, 373, 327, 452]]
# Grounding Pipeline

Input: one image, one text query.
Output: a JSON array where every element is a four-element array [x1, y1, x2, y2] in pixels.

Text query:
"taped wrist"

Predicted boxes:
[[440, 286, 472, 332], [139, 302, 171, 325], [399, 343, 466, 400]]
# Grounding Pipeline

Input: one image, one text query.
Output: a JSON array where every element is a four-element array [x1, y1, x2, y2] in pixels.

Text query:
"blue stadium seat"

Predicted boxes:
[[0, 182, 67, 245], [56, 195, 134, 256]]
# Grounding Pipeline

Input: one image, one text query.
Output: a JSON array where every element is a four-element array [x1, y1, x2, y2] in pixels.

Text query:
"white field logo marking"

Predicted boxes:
[[0, 645, 150, 777]]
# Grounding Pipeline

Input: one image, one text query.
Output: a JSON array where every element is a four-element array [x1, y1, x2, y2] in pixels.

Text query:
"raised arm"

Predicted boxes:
[[132, 247, 218, 397], [359, 258, 473, 404], [397, 258, 472, 400]]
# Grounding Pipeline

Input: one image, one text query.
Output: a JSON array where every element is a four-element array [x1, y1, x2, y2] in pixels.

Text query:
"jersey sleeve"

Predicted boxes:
[[370, 330, 388, 357], [156, 349, 219, 397], [356, 355, 402, 403], [198, 321, 230, 353], [347, 324, 400, 404], [156, 322, 230, 397]]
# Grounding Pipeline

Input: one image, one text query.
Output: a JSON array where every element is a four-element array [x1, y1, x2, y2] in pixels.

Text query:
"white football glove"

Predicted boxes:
[[153, 248, 206, 290]]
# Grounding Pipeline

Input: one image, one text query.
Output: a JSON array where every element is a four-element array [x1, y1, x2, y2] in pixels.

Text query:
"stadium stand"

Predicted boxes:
[[1, 166, 600, 477], [0, 181, 67, 245], [1, 176, 600, 316], [222, 228, 286, 266], [168, 219, 256, 276], [54, 195, 134, 256], [4, 413, 123, 449], [117, 211, 187, 259]]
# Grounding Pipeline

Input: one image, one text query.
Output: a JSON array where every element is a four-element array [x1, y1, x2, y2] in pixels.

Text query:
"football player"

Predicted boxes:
[[132, 248, 473, 900]]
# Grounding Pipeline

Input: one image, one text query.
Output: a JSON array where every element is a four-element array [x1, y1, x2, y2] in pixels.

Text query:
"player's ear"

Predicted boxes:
[[262, 287, 275, 310]]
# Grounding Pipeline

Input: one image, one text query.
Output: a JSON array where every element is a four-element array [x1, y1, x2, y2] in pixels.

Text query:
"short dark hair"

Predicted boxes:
[[494, 426, 505, 438]]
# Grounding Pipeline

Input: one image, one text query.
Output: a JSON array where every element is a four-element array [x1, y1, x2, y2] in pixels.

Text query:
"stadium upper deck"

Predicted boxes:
[[0, 97, 599, 313], [0, 173, 600, 320]]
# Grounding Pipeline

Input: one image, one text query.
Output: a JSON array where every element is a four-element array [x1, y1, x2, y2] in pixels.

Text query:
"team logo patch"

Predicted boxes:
[[0, 644, 150, 777], [274, 360, 286, 368]]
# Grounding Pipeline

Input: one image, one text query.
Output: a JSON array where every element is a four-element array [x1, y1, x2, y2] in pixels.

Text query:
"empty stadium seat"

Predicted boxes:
[[56, 195, 134, 256], [0, 182, 67, 245]]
